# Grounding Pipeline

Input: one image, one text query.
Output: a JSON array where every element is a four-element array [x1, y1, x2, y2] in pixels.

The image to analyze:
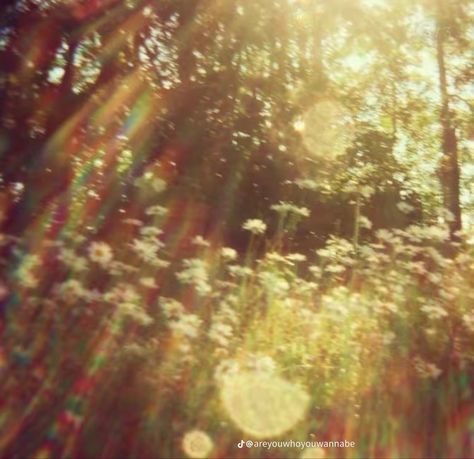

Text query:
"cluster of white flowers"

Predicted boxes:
[[130, 237, 165, 265], [264, 251, 306, 267], [406, 224, 450, 243], [169, 313, 202, 340], [214, 354, 276, 383], [242, 218, 267, 235], [258, 270, 290, 296], [317, 236, 355, 275], [294, 178, 318, 191], [176, 258, 211, 296], [228, 265, 253, 277], [159, 297, 185, 318], [117, 302, 153, 327], [208, 302, 239, 350], [139, 226, 163, 238], [208, 322, 234, 348], [145, 204, 168, 217], [220, 247, 237, 261], [271, 201, 310, 218], [108, 260, 139, 277], [58, 248, 88, 272]]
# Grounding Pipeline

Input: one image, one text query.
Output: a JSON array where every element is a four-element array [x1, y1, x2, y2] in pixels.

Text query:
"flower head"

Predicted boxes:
[[242, 218, 267, 235], [221, 247, 237, 261], [88, 242, 113, 266]]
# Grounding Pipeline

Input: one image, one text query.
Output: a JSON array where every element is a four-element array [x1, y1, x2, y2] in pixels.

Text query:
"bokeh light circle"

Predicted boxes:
[[297, 99, 354, 159], [220, 371, 310, 438]]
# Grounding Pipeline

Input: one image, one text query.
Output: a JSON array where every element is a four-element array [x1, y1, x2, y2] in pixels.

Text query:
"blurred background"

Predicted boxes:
[[0, 0, 473, 458]]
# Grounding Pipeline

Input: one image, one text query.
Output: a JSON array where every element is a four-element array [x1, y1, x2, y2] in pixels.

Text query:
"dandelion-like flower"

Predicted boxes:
[[88, 241, 113, 266], [242, 218, 267, 235], [220, 371, 309, 438], [181, 430, 213, 459], [221, 247, 237, 261]]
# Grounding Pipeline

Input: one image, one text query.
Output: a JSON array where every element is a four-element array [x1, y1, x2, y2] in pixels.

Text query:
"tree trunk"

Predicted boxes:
[[435, 2, 462, 240]]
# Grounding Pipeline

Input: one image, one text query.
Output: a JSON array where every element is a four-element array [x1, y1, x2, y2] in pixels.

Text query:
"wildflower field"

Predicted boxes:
[[0, 1, 473, 458]]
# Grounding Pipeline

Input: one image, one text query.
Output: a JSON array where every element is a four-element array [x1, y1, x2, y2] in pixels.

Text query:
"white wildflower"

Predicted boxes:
[[228, 265, 253, 277], [242, 218, 267, 235], [139, 226, 163, 238], [130, 238, 164, 263], [286, 253, 307, 263], [271, 201, 310, 217], [159, 297, 185, 318], [170, 314, 202, 339], [221, 247, 237, 261], [294, 178, 318, 191], [208, 322, 233, 347], [88, 242, 113, 266], [177, 259, 211, 296], [258, 271, 289, 296]]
